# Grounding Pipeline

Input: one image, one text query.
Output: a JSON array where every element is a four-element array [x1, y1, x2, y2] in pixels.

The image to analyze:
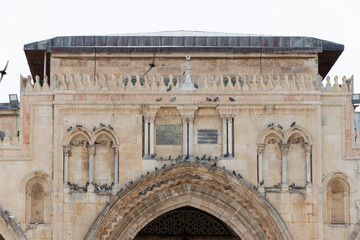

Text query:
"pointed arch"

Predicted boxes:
[[63, 127, 91, 146], [284, 126, 311, 144], [85, 164, 292, 240], [257, 126, 284, 144], [91, 127, 119, 146]]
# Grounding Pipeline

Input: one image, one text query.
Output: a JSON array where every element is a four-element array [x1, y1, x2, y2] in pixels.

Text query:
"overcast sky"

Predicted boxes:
[[0, 0, 359, 102]]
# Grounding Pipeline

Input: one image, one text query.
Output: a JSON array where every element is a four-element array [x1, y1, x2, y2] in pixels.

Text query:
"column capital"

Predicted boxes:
[[279, 143, 289, 154], [112, 146, 119, 156], [63, 145, 72, 157], [87, 144, 96, 156], [304, 143, 312, 153], [257, 144, 266, 154], [148, 115, 156, 123], [177, 105, 198, 117]]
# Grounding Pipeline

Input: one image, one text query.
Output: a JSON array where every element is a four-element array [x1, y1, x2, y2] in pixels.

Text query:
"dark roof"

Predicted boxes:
[[0, 103, 17, 110], [24, 31, 344, 79]]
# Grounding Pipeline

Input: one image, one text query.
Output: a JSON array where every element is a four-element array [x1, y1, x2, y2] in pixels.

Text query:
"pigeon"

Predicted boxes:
[[211, 163, 216, 167], [156, 97, 162, 102], [108, 125, 114, 130], [196, 156, 200, 161], [67, 126, 73, 132], [76, 124, 83, 128], [253, 186, 258, 191], [100, 123, 106, 127], [291, 122, 296, 127], [155, 167, 158, 171], [143, 53, 156, 75], [213, 96, 219, 102], [167, 85, 172, 91], [229, 97, 235, 102], [202, 161, 206, 165], [0, 60, 8, 82], [201, 155, 206, 160], [194, 82, 199, 89], [237, 173, 242, 179], [225, 185, 231, 190], [147, 186, 152, 191], [168, 155, 171, 160], [170, 97, 176, 102], [289, 183, 295, 188], [274, 183, 281, 188], [232, 170, 236, 176], [162, 164, 166, 169], [185, 155, 189, 160], [153, 183, 159, 187], [267, 123, 274, 127], [139, 191, 146, 195], [208, 156, 211, 161], [277, 124, 283, 130], [206, 97, 212, 102], [125, 184, 130, 189], [150, 153, 157, 159], [259, 180, 264, 186], [160, 157, 163, 160], [93, 126, 97, 131], [194, 175, 200, 179]]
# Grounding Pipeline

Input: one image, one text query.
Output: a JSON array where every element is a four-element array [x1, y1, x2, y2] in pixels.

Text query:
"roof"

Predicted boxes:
[[24, 30, 344, 79]]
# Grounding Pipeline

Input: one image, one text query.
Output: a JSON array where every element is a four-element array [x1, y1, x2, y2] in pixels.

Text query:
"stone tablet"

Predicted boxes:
[[198, 129, 218, 144], [156, 125, 182, 145]]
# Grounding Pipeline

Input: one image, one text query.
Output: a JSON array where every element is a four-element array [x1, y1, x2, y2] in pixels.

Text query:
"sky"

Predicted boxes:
[[0, 0, 359, 102]]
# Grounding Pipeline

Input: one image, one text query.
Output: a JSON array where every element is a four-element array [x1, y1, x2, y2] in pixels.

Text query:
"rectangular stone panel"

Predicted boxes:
[[198, 129, 218, 144], [156, 125, 182, 145]]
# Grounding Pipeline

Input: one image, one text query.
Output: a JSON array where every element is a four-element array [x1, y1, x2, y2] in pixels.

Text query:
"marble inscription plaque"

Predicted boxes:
[[156, 125, 182, 145], [198, 129, 218, 144]]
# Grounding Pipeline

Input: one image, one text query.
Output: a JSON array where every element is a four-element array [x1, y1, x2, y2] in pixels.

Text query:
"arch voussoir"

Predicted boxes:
[[85, 164, 292, 240]]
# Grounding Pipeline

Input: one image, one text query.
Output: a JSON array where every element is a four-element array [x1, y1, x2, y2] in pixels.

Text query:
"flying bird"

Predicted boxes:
[[143, 53, 156, 75], [0, 60, 8, 82]]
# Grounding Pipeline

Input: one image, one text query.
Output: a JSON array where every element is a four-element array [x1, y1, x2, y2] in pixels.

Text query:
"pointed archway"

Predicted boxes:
[[85, 164, 292, 240]]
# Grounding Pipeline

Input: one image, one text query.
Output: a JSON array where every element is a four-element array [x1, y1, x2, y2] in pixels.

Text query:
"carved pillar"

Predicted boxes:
[[227, 115, 233, 157], [305, 144, 312, 184], [87, 145, 96, 183], [144, 116, 149, 157], [188, 116, 194, 159], [280, 143, 289, 187], [113, 146, 119, 188], [257, 144, 265, 186], [221, 115, 227, 157], [63, 145, 71, 186], [182, 116, 188, 158], [149, 116, 155, 155]]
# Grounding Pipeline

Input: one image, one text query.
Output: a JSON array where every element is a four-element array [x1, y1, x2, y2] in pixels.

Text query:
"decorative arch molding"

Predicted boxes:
[[63, 127, 91, 145], [85, 164, 292, 240], [257, 126, 284, 144], [284, 126, 312, 144], [322, 171, 355, 193], [91, 127, 119, 146], [0, 208, 27, 240]]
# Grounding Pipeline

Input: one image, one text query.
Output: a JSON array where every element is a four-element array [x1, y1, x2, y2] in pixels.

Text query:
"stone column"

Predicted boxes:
[[63, 145, 71, 187], [144, 116, 149, 157], [221, 115, 227, 157], [182, 116, 188, 158], [87, 145, 96, 184], [149, 116, 155, 155], [227, 116, 233, 157], [305, 144, 312, 185], [280, 143, 289, 187], [188, 116, 194, 159], [257, 144, 265, 186], [113, 146, 119, 188]]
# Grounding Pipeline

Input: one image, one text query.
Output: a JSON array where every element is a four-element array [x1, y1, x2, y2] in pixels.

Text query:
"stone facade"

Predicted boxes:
[[0, 31, 359, 239]]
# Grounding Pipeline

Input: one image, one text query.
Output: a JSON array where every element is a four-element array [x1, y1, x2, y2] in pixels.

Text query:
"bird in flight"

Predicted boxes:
[[0, 60, 9, 82], [143, 53, 156, 75]]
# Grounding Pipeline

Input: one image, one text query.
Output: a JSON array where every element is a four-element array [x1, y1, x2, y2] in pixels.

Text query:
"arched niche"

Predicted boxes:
[[326, 175, 351, 225], [258, 126, 284, 187], [63, 127, 91, 186], [92, 128, 118, 185], [154, 107, 182, 159], [85, 164, 292, 240], [193, 108, 222, 160], [23, 171, 52, 225]]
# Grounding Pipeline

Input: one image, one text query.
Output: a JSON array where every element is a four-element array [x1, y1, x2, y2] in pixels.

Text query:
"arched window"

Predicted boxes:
[[327, 177, 350, 224]]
